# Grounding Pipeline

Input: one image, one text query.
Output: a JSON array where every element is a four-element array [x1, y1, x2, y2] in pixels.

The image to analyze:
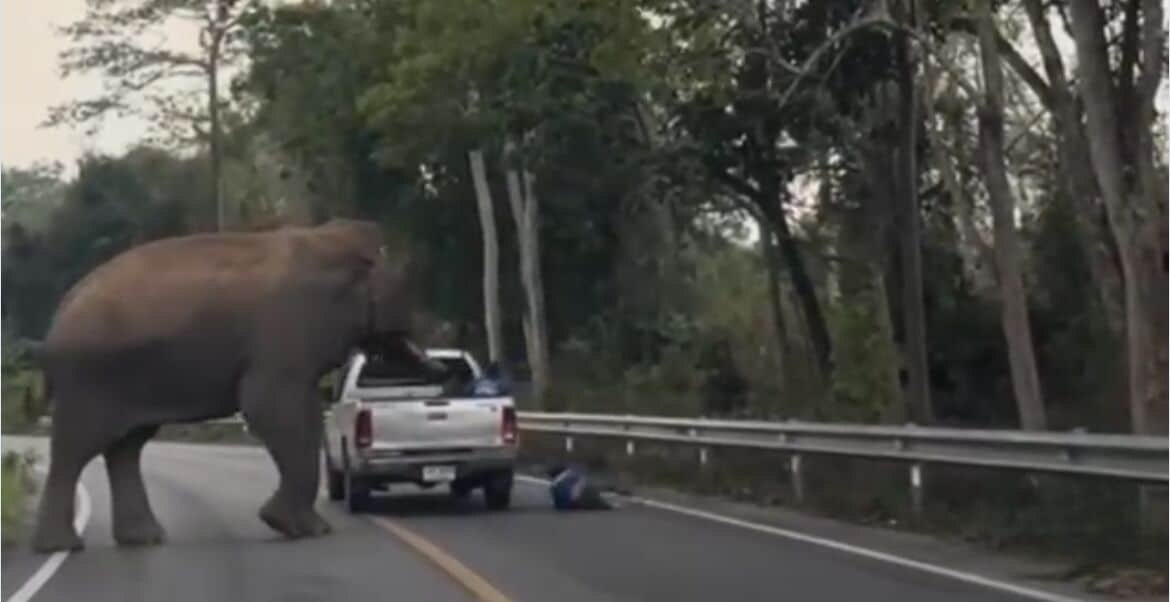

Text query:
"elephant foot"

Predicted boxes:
[[259, 498, 332, 539], [113, 518, 166, 547], [31, 524, 84, 554]]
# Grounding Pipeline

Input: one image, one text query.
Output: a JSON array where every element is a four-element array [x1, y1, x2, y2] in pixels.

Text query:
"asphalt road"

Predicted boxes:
[[3, 440, 1059, 602]]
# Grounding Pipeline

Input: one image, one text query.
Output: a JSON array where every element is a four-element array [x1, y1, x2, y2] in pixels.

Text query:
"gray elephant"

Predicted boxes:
[[31, 219, 440, 553]]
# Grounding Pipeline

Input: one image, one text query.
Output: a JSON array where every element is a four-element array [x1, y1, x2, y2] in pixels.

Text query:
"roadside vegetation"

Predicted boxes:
[[1, 451, 38, 544]]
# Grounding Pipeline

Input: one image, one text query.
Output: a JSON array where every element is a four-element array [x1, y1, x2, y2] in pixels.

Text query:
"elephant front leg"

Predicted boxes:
[[240, 375, 332, 539]]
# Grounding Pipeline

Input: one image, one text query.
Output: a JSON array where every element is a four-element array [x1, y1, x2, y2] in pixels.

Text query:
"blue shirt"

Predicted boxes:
[[549, 467, 586, 509]]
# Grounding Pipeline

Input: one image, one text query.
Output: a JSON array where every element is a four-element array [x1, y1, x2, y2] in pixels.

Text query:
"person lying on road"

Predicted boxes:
[[546, 463, 614, 511]]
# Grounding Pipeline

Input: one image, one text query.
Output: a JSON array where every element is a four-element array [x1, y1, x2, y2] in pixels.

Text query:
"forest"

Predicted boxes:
[[2, 0, 1166, 435]]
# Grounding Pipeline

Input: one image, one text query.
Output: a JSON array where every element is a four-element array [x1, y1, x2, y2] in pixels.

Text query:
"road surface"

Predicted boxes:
[[3, 440, 1076, 602]]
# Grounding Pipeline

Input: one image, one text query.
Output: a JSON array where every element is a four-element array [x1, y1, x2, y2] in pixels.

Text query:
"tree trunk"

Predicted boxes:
[[758, 218, 788, 373], [504, 144, 550, 406], [893, 1, 932, 424], [1134, 0, 1167, 432], [1021, 0, 1124, 333], [208, 44, 223, 231], [520, 170, 550, 402], [1067, 0, 1159, 433], [468, 148, 503, 364], [976, 2, 1048, 430], [764, 202, 832, 380]]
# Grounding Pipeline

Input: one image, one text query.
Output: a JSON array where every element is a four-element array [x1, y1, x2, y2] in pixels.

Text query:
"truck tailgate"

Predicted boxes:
[[364, 395, 510, 450]]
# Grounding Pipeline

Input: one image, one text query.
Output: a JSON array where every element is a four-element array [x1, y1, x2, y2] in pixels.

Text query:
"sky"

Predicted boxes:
[[0, 1, 200, 176]]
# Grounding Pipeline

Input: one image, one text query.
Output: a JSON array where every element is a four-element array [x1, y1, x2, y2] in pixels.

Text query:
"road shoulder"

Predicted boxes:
[[609, 482, 1162, 602]]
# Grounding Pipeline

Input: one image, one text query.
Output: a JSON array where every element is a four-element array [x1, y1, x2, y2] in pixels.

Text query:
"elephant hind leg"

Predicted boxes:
[[239, 374, 331, 539], [30, 411, 109, 553], [105, 425, 165, 547]]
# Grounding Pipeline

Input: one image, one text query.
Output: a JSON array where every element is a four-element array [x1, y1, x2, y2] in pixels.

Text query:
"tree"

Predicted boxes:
[[47, 0, 257, 231], [358, 0, 661, 404], [504, 143, 550, 400], [1066, 0, 1167, 434], [469, 148, 504, 363], [974, 0, 1047, 429], [890, 0, 933, 424], [3, 148, 202, 339]]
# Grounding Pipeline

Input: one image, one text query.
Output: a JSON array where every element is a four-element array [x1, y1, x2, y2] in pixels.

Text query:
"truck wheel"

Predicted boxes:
[[346, 470, 370, 513], [483, 470, 513, 510], [449, 480, 473, 500], [327, 467, 345, 501], [342, 447, 370, 513]]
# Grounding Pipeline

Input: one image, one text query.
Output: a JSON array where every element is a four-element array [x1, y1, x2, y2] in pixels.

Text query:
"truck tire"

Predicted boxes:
[[483, 470, 513, 510], [346, 470, 370, 513], [449, 480, 473, 500], [327, 467, 345, 501], [342, 446, 369, 513]]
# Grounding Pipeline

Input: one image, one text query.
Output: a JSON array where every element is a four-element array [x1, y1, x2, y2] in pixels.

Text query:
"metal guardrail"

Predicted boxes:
[[516, 412, 1169, 483], [209, 411, 1165, 482], [142, 410, 1170, 517]]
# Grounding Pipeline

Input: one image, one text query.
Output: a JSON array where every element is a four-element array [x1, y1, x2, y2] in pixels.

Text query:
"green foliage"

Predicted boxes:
[[1025, 188, 1125, 430], [2, 148, 203, 338], [2, 163, 67, 232], [1, 332, 45, 432], [1, 450, 37, 542], [828, 278, 901, 422]]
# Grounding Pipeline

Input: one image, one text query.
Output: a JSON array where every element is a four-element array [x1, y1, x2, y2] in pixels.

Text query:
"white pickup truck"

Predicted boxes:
[[322, 347, 517, 512]]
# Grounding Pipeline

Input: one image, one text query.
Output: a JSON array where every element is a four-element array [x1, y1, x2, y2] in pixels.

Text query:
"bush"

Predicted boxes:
[[1, 450, 38, 543]]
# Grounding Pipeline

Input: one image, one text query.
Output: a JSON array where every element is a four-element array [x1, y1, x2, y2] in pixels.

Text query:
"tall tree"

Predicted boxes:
[[1016, 0, 1123, 333], [891, 0, 933, 423], [1067, 0, 1167, 433], [469, 149, 505, 363], [503, 143, 551, 400], [974, 0, 1047, 429], [47, 0, 256, 231]]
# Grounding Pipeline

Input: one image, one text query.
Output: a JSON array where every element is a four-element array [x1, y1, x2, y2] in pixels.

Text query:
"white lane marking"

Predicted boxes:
[[6, 483, 92, 602], [515, 476, 1082, 602]]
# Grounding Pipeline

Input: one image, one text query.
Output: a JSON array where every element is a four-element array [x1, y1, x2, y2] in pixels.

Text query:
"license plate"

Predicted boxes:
[[422, 465, 456, 483]]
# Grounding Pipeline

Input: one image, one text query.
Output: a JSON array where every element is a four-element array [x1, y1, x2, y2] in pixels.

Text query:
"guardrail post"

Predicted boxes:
[[699, 447, 709, 466], [789, 454, 804, 503], [626, 440, 636, 456], [910, 462, 924, 518], [565, 436, 574, 453]]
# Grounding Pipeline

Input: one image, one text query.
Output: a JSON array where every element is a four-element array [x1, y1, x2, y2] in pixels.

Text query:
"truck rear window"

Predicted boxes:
[[355, 353, 474, 389], [434, 357, 474, 385]]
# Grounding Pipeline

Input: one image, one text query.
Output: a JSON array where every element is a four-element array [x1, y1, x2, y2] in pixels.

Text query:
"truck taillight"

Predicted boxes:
[[355, 409, 373, 449], [501, 407, 517, 445]]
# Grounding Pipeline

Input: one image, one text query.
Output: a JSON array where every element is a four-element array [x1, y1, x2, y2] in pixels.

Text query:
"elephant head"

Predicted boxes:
[[315, 219, 447, 379], [315, 218, 418, 335]]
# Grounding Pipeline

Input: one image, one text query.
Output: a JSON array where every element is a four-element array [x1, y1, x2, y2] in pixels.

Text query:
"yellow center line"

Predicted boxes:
[[369, 516, 515, 602]]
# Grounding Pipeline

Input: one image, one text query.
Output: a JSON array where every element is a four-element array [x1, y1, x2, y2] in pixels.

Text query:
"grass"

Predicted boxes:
[[1, 450, 37, 544]]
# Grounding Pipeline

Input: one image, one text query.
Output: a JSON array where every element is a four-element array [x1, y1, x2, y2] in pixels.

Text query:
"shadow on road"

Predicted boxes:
[[355, 489, 551, 519]]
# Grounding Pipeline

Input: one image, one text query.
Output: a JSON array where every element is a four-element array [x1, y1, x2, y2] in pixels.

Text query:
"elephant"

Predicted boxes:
[[30, 218, 440, 553]]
